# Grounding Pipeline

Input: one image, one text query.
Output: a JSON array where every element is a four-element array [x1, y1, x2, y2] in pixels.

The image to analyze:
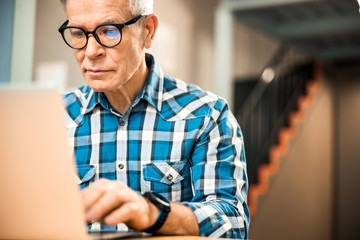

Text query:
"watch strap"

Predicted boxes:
[[143, 209, 169, 233], [143, 191, 170, 233]]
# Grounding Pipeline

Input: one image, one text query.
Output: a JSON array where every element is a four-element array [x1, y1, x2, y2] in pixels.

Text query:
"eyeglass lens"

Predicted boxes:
[[62, 25, 122, 49]]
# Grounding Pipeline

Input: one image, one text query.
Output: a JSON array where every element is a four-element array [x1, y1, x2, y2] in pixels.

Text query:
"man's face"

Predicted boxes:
[[66, 0, 146, 92]]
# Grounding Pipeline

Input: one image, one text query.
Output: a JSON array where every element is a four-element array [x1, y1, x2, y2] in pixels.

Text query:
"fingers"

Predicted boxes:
[[80, 179, 107, 212], [103, 201, 148, 226], [84, 189, 121, 222], [80, 179, 149, 227]]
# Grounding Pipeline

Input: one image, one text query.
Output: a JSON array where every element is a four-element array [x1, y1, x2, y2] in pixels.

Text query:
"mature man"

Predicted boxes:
[[59, 0, 249, 238]]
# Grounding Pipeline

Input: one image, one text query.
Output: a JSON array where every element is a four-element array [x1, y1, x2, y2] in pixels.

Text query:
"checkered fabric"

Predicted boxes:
[[63, 54, 250, 238]]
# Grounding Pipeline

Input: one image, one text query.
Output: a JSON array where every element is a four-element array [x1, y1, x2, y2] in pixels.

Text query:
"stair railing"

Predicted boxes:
[[236, 44, 313, 185]]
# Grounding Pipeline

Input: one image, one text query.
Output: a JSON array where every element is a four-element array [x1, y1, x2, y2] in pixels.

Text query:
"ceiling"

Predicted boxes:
[[226, 0, 360, 61]]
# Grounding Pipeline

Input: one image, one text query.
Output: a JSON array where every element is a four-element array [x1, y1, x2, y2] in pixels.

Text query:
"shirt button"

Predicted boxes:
[[166, 174, 173, 182], [118, 163, 124, 170], [119, 120, 125, 126]]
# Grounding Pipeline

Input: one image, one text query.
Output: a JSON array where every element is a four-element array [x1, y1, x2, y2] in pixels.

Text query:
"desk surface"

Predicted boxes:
[[123, 236, 234, 240]]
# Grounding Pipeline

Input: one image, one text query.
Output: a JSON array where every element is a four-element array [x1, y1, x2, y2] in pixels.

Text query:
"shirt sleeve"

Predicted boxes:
[[182, 98, 250, 239]]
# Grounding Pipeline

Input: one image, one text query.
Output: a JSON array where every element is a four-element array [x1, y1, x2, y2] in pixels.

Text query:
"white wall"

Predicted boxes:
[[233, 19, 280, 81], [151, 0, 217, 92], [11, 0, 36, 84], [33, 0, 82, 90]]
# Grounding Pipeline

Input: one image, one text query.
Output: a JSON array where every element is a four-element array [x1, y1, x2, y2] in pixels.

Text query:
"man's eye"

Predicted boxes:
[[99, 27, 120, 39], [70, 29, 85, 38], [107, 30, 117, 36]]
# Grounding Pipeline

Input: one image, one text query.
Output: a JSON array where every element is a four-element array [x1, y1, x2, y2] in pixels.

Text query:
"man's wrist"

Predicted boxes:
[[142, 191, 171, 233], [144, 197, 160, 228]]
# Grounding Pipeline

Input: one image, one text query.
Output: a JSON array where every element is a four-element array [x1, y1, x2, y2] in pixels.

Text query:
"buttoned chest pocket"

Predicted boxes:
[[76, 164, 96, 189], [143, 160, 193, 202]]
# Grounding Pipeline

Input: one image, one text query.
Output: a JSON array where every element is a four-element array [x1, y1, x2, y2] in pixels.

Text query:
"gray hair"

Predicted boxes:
[[59, 0, 153, 16]]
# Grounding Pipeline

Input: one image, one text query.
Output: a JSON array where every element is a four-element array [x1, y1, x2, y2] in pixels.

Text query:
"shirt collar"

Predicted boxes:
[[80, 90, 109, 115], [81, 53, 164, 115], [142, 53, 164, 112]]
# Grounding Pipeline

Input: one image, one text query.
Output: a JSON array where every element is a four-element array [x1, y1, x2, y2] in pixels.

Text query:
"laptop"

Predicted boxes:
[[0, 86, 149, 239]]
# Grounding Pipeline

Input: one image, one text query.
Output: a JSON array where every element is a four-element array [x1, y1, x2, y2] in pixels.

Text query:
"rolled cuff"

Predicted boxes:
[[182, 201, 248, 239]]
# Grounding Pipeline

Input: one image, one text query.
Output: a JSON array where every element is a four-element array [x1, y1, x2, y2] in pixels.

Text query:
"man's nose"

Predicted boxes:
[[85, 35, 105, 59]]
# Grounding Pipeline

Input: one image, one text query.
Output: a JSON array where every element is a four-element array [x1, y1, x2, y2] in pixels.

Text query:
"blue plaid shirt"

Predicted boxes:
[[63, 54, 250, 238]]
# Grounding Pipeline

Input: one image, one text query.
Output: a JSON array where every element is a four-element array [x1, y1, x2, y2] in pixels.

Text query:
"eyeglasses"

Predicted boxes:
[[58, 15, 143, 49]]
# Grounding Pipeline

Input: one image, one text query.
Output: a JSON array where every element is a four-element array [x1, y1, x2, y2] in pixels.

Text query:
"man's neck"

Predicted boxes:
[[104, 60, 149, 115]]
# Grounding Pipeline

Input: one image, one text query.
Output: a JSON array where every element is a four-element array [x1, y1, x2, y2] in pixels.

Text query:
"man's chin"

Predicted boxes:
[[85, 79, 112, 92], [88, 85, 113, 93]]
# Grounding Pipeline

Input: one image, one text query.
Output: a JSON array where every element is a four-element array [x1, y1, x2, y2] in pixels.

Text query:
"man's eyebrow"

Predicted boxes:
[[101, 18, 123, 25], [67, 22, 81, 27], [68, 18, 123, 28]]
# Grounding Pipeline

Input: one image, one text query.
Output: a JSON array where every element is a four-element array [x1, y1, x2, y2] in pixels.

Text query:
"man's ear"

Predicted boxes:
[[143, 14, 158, 49]]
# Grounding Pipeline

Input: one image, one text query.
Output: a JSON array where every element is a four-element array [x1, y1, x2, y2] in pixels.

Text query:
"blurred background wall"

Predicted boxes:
[[31, 0, 279, 94], [32, 0, 222, 92], [2, 0, 360, 239], [0, 0, 15, 84]]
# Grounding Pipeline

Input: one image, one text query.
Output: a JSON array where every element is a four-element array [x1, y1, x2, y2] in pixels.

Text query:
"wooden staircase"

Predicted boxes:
[[247, 62, 322, 214]]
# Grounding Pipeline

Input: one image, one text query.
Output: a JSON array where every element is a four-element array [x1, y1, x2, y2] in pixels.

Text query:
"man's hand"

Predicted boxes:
[[81, 178, 199, 235], [81, 178, 159, 231]]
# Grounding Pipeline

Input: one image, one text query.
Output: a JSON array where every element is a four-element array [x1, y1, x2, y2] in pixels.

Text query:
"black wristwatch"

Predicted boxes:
[[143, 191, 171, 233]]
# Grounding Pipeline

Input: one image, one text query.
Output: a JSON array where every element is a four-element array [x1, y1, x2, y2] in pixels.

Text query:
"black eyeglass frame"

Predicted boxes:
[[58, 15, 143, 49]]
